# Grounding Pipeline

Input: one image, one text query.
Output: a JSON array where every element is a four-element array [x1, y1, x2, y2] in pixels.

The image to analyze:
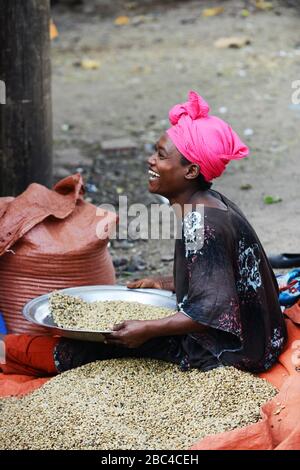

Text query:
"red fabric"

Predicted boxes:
[[284, 299, 300, 325], [0, 374, 49, 397], [191, 306, 300, 450], [1, 335, 58, 377], [0, 334, 58, 397], [191, 375, 300, 450]]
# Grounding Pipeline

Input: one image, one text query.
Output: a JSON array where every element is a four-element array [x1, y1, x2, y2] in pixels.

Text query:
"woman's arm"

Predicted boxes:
[[147, 311, 206, 337], [105, 312, 206, 349], [127, 276, 175, 292]]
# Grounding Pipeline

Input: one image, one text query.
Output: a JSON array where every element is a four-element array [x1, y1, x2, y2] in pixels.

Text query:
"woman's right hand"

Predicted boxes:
[[127, 276, 175, 291], [127, 277, 164, 290]]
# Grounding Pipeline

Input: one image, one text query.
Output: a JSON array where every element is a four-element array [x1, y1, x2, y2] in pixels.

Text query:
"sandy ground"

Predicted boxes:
[[51, 0, 300, 282]]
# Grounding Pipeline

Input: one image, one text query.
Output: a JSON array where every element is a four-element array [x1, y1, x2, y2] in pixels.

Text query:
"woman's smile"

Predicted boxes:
[[148, 169, 160, 181]]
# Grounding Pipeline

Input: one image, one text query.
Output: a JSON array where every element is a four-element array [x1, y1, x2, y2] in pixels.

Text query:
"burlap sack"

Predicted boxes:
[[0, 174, 116, 334]]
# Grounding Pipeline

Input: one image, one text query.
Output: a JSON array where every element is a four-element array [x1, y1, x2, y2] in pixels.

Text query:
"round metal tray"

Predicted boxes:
[[22, 285, 177, 342]]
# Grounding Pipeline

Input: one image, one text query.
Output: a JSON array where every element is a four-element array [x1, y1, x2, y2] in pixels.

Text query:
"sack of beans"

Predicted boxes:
[[0, 174, 116, 335]]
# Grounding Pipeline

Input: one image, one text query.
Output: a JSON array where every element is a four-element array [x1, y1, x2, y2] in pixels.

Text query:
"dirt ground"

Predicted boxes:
[[51, 0, 300, 283]]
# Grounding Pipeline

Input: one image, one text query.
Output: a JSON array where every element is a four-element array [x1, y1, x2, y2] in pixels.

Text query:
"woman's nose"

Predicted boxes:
[[147, 153, 156, 165]]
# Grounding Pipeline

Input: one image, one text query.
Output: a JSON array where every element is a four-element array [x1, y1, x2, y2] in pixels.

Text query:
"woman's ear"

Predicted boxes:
[[185, 164, 200, 180]]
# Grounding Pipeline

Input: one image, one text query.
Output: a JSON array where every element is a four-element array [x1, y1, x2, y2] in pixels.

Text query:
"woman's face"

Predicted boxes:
[[147, 133, 188, 198]]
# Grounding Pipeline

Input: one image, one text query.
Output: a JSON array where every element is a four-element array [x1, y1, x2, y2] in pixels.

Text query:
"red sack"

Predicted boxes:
[[191, 316, 300, 450], [0, 174, 116, 334]]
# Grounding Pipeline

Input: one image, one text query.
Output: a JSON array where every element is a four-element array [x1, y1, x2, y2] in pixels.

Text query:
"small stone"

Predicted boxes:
[[238, 69, 247, 77], [214, 36, 251, 49], [56, 148, 92, 168], [76, 59, 101, 70], [101, 138, 138, 155], [127, 255, 147, 272], [131, 15, 153, 26], [113, 240, 135, 250], [113, 257, 128, 268], [61, 123, 75, 132], [114, 16, 130, 26], [54, 167, 71, 179], [161, 255, 174, 262], [180, 18, 197, 25], [240, 184, 253, 190], [85, 183, 98, 193], [75, 167, 85, 174], [202, 6, 224, 17], [243, 128, 254, 137]]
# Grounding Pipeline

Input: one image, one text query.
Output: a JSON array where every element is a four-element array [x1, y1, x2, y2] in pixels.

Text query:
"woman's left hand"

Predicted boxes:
[[104, 320, 152, 349]]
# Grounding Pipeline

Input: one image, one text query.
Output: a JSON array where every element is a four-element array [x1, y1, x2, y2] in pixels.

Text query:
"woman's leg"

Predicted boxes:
[[129, 336, 190, 369], [133, 336, 222, 372], [54, 338, 139, 372], [1, 334, 137, 376], [1, 334, 59, 377], [1, 334, 187, 377], [54, 336, 186, 372]]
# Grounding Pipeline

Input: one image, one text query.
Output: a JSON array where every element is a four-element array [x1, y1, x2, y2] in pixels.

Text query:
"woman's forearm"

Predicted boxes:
[[160, 276, 175, 292], [145, 311, 206, 338]]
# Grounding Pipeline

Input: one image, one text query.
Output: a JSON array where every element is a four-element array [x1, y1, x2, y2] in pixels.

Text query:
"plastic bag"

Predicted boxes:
[[0, 174, 116, 334]]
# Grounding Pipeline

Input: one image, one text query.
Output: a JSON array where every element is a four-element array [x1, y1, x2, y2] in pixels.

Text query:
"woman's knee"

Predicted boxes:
[[1, 334, 59, 376]]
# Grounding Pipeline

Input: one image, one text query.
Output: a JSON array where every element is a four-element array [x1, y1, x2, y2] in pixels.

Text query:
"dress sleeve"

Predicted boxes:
[[178, 211, 243, 347]]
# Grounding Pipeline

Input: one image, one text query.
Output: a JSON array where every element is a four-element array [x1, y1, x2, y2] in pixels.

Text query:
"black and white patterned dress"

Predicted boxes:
[[174, 190, 287, 373]]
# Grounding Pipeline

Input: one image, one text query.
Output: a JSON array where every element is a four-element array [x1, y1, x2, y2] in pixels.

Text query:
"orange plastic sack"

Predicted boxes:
[[0, 174, 116, 335], [0, 373, 49, 398], [191, 315, 300, 450], [191, 374, 300, 450], [284, 300, 300, 325]]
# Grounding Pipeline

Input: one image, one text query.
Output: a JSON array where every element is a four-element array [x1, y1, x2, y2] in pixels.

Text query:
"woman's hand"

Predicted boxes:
[[104, 312, 206, 349], [104, 320, 152, 349], [127, 276, 175, 291], [127, 277, 164, 289]]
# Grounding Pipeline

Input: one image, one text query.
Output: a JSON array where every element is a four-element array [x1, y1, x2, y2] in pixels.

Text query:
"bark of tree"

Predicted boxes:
[[0, 0, 52, 196]]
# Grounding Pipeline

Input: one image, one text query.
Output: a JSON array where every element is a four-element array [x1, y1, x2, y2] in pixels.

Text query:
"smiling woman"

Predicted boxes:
[[147, 134, 214, 201], [1, 91, 287, 377]]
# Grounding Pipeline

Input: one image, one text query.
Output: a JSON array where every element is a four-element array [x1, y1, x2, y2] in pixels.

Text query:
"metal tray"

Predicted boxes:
[[22, 285, 177, 342]]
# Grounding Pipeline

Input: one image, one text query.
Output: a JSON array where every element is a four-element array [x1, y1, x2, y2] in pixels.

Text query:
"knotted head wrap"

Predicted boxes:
[[166, 91, 249, 182]]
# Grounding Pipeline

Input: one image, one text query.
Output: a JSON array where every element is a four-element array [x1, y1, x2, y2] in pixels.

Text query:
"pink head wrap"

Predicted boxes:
[[166, 91, 249, 182]]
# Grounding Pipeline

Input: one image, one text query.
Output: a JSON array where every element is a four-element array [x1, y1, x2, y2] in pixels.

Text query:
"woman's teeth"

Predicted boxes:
[[148, 169, 160, 180]]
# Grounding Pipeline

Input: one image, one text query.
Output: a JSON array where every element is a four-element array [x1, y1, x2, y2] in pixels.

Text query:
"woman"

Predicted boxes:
[[1, 91, 287, 376]]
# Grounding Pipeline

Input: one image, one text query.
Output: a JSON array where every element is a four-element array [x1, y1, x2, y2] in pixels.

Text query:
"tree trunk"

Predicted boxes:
[[0, 0, 52, 197]]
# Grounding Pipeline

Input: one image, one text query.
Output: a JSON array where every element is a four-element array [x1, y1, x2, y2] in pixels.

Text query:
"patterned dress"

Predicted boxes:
[[174, 190, 287, 373]]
